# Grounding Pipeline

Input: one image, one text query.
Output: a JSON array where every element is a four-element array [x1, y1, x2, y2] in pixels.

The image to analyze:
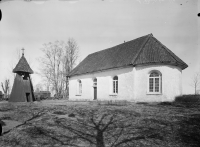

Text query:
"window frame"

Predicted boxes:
[[147, 71, 162, 95], [93, 78, 97, 87], [113, 76, 118, 94], [76, 80, 82, 95]]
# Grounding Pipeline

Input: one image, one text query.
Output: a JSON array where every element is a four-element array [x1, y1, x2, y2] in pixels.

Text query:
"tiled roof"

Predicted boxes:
[[69, 34, 188, 77], [13, 55, 34, 74]]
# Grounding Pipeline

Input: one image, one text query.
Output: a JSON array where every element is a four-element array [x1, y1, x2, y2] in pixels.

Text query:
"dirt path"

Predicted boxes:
[[0, 111, 22, 134], [0, 101, 22, 134], [1, 120, 22, 133], [0, 100, 89, 134]]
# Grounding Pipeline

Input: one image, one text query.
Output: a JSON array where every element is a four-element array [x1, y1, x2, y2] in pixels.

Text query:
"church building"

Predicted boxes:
[[68, 34, 188, 102]]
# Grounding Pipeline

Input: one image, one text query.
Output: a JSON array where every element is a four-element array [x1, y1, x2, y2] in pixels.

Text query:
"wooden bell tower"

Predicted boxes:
[[9, 49, 35, 102]]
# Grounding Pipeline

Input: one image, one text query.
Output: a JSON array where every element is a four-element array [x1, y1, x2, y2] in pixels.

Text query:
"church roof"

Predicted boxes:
[[69, 34, 188, 77], [13, 55, 34, 74]]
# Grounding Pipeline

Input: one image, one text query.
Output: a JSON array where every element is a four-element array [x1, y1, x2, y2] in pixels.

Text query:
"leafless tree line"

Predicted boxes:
[[40, 38, 79, 98], [190, 72, 200, 95], [1, 79, 10, 99]]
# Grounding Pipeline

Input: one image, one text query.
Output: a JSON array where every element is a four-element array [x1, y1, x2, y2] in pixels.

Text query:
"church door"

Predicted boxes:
[[94, 87, 97, 100], [93, 78, 97, 100], [26, 93, 30, 102]]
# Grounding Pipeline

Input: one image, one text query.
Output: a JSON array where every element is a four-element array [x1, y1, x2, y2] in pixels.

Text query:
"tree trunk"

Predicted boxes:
[[195, 85, 197, 95], [96, 131, 105, 147], [66, 76, 69, 99]]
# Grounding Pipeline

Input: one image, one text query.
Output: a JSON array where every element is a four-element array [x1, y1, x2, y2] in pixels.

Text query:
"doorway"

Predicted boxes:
[[26, 93, 30, 102], [94, 87, 97, 100], [93, 78, 97, 100]]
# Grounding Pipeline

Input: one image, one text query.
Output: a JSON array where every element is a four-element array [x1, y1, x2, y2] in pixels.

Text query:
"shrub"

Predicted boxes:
[[53, 94, 63, 100], [136, 102, 149, 105], [174, 95, 200, 108], [175, 95, 200, 103], [68, 113, 75, 117], [53, 111, 66, 115], [157, 101, 173, 106]]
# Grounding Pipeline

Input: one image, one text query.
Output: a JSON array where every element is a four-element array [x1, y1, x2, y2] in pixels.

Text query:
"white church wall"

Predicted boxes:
[[69, 66, 135, 101], [134, 65, 182, 102], [69, 64, 182, 102]]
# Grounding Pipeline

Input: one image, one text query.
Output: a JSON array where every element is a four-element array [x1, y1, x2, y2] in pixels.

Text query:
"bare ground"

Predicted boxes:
[[0, 100, 200, 147]]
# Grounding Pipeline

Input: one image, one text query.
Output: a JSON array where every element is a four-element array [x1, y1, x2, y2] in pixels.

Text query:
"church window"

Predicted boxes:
[[77, 80, 82, 95], [148, 71, 162, 94], [113, 76, 118, 94]]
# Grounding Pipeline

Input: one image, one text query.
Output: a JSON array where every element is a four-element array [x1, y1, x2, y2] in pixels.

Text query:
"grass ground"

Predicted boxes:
[[0, 100, 200, 147]]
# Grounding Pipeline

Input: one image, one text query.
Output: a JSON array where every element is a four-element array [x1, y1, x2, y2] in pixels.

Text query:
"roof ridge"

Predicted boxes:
[[87, 43, 124, 57], [69, 34, 188, 77], [152, 36, 178, 62], [88, 34, 151, 56], [131, 34, 152, 65], [152, 36, 187, 67]]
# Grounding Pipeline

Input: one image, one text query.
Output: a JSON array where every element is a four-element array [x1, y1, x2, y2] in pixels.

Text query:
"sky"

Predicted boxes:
[[0, 0, 199, 94]]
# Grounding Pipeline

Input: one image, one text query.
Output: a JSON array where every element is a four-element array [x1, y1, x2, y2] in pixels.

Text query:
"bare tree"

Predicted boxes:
[[1, 79, 10, 99], [40, 39, 79, 98], [63, 38, 79, 97], [64, 38, 79, 73], [190, 72, 200, 95], [34, 83, 43, 92]]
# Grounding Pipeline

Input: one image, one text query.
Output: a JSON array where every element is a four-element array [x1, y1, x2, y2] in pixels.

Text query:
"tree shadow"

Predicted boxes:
[[53, 106, 168, 147], [175, 114, 200, 147], [0, 120, 6, 126]]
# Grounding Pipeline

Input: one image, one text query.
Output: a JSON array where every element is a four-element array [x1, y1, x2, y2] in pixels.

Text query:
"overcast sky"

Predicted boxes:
[[0, 0, 199, 94]]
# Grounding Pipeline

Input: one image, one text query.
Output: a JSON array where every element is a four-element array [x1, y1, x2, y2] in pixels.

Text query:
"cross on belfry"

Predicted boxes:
[[22, 48, 25, 56]]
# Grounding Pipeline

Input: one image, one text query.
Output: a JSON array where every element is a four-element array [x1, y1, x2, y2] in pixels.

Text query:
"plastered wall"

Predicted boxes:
[[69, 66, 135, 101], [69, 65, 182, 102], [134, 65, 182, 102]]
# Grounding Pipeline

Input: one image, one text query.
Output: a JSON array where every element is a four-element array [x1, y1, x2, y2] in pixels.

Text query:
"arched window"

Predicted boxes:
[[77, 80, 82, 95], [93, 78, 97, 87], [113, 76, 118, 94], [149, 71, 162, 93]]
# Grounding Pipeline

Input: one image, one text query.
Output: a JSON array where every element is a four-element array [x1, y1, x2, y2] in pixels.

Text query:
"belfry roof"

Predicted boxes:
[[13, 54, 34, 74]]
